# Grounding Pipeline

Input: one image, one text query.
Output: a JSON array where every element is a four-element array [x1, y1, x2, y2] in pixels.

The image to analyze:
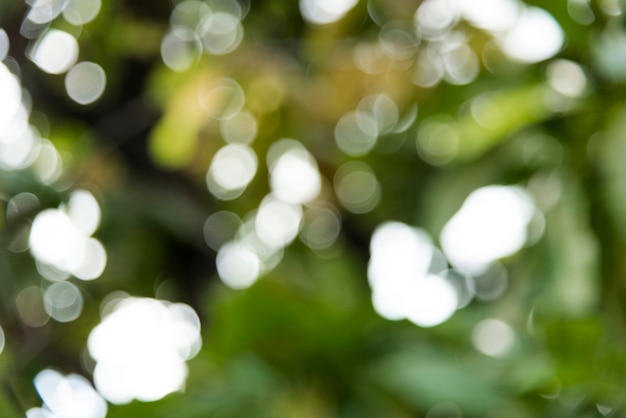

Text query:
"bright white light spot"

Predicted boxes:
[[216, 241, 261, 289], [415, 0, 458, 38], [368, 222, 458, 327], [300, 206, 341, 250], [207, 143, 257, 200], [440, 185, 536, 274], [30, 209, 80, 265], [472, 318, 515, 357], [404, 274, 459, 327], [334, 161, 380, 214], [335, 110, 378, 157], [29, 193, 106, 280], [269, 145, 321, 205], [160, 30, 200, 72], [68, 237, 107, 280], [31, 369, 107, 418], [255, 195, 302, 249], [0, 64, 22, 137], [369, 222, 435, 291], [0, 125, 40, 170], [220, 111, 257, 144], [0, 325, 4, 355], [29, 30, 79, 74], [299, 0, 359, 25], [88, 297, 201, 404], [43, 281, 83, 322], [65, 62, 106, 105], [65, 190, 101, 236], [63, 0, 102, 25], [499, 7, 564, 63], [547, 59, 588, 97], [0, 29, 9, 61], [456, 0, 521, 32]]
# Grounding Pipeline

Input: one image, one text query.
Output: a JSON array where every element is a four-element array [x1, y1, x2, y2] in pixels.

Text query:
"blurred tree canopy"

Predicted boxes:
[[2, 0, 626, 416]]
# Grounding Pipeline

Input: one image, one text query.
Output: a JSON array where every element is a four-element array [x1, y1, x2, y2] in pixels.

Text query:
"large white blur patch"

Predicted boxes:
[[29, 190, 107, 282], [440, 185, 535, 274], [268, 140, 321, 205], [368, 222, 459, 327], [27, 369, 107, 418], [87, 297, 201, 404], [498, 6, 564, 63]]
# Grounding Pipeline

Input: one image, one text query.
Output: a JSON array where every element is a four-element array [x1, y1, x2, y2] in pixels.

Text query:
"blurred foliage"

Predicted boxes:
[[2, 0, 626, 417]]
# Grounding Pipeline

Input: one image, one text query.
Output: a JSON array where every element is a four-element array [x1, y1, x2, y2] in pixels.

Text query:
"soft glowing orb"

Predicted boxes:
[[440, 185, 536, 274], [269, 144, 321, 205], [29, 30, 79, 74], [28, 369, 107, 418], [87, 297, 201, 404], [499, 7, 564, 63]]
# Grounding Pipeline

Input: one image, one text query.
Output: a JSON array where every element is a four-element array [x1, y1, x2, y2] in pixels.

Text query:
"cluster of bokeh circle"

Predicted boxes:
[[0, 0, 587, 416]]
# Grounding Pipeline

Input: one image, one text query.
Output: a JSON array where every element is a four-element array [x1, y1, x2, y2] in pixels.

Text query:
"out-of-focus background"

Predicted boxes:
[[1, 0, 625, 416]]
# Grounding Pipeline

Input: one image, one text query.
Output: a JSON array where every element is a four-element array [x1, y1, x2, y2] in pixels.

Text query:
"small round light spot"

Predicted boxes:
[[29, 30, 79, 74], [65, 62, 106, 105]]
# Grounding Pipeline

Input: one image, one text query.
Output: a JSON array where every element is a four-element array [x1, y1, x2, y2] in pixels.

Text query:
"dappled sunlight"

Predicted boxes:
[[88, 297, 201, 404]]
